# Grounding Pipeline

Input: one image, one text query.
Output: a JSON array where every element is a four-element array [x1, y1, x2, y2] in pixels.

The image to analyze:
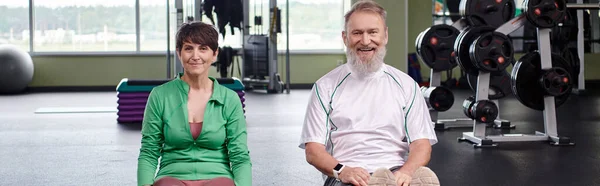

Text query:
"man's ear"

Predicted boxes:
[[383, 26, 389, 45], [342, 31, 348, 47]]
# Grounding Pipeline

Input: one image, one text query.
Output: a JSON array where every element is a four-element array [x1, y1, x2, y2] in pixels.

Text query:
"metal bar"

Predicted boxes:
[[429, 70, 442, 87], [576, 0, 585, 91], [269, 0, 278, 91], [450, 18, 468, 31], [167, 0, 172, 79], [29, 0, 34, 53], [195, 0, 202, 21], [486, 134, 548, 142], [429, 110, 439, 122], [537, 28, 559, 138], [462, 132, 483, 144], [495, 14, 527, 36], [136, 0, 141, 53], [285, 0, 290, 94], [473, 72, 490, 138], [566, 3, 600, 9], [174, 0, 184, 75]]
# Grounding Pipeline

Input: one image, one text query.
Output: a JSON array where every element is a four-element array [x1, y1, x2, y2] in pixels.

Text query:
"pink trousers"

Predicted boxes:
[[153, 176, 235, 186]]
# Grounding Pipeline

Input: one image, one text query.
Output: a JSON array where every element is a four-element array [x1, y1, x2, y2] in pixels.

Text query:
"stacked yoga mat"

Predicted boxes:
[[116, 78, 246, 124]]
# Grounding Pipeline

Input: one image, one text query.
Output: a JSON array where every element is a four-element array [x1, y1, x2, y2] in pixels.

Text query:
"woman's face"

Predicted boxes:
[[177, 41, 218, 76]]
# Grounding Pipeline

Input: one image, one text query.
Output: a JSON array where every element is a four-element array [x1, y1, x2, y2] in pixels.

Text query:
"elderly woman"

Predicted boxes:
[[137, 21, 252, 186]]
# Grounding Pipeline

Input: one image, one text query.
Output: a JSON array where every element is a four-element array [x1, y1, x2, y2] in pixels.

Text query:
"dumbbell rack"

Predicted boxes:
[[430, 19, 513, 131], [459, 14, 574, 147]]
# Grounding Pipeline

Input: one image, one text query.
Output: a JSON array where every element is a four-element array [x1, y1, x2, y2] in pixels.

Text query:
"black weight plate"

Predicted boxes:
[[454, 26, 496, 76], [551, 9, 577, 48], [561, 47, 580, 83], [511, 51, 572, 111], [539, 66, 572, 97], [422, 86, 455, 112], [467, 69, 512, 100], [523, 0, 566, 28], [459, 0, 516, 28], [416, 25, 461, 71], [469, 31, 514, 73], [470, 100, 499, 123]]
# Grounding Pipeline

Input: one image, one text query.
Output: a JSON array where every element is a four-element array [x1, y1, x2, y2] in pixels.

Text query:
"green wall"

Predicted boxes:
[[26, 0, 600, 88]]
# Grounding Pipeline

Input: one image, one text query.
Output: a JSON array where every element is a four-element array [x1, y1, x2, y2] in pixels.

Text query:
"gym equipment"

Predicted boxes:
[[564, 1, 600, 92], [115, 78, 247, 124], [455, 26, 497, 76], [523, 0, 566, 28], [415, 24, 461, 71], [457, 0, 597, 147], [462, 96, 499, 124], [0, 44, 34, 94], [459, 0, 516, 28], [240, 0, 288, 94], [468, 31, 514, 73], [466, 70, 512, 100], [417, 0, 514, 131], [511, 51, 573, 110], [421, 86, 455, 112]]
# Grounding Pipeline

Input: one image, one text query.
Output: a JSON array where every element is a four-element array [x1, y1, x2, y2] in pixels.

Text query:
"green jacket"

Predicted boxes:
[[137, 75, 251, 186]]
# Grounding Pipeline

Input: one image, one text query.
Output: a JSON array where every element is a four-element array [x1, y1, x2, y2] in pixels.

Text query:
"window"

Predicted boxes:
[[248, 0, 350, 51], [0, 0, 30, 52], [140, 0, 168, 51], [33, 0, 136, 52]]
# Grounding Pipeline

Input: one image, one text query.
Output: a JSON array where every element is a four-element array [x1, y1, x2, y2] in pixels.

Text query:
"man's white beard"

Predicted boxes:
[[346, 47, 386, 76]]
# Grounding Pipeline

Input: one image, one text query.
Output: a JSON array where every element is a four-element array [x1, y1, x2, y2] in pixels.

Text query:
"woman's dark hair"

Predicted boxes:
[[175, 21, 219, 54]]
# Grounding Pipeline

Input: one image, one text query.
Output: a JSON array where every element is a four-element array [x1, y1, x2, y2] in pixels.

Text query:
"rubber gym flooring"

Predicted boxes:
[[1, 88, 599, 186]]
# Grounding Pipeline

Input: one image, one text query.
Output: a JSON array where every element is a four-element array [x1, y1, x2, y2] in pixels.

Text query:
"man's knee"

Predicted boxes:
[[411, 167, 440, 186], [153, 176, 185, 186]]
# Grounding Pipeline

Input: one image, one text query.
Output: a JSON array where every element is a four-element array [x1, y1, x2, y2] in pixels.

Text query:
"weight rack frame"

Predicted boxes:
[[459, 2, 600, 148], [459, 13, 574, 147], [430, 19, 514, 131]]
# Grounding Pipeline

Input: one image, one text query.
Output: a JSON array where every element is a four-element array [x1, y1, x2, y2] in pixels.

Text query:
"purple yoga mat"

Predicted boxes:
[[117, 110, 144, 117], [117, 98, 148, 105], [117, 92, 150, 99], [236, 91, 245, 97], [117, 104, 147, 111], [117, 116, 143, 123]]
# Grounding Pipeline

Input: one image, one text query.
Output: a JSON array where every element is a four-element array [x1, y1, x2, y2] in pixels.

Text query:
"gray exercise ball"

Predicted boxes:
[[0, 44, 34, 94]]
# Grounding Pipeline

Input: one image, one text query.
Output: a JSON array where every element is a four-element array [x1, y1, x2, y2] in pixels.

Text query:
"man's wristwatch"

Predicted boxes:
[[333, 163, 345, 179]]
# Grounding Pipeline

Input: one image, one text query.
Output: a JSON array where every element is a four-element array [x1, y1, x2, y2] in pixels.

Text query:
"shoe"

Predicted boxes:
[[410, 167, 440, 186], [368, 168, 396, 186]]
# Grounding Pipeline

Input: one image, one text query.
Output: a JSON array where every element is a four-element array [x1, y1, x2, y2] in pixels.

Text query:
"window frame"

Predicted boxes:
[[8, 0, 349, 56]]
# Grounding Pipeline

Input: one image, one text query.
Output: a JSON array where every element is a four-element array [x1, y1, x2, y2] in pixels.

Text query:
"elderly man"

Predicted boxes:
[[299, 1, 440, 186]]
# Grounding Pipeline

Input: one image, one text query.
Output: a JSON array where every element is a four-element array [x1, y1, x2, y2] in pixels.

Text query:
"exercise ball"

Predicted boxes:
[[0, 44, 34, 94]]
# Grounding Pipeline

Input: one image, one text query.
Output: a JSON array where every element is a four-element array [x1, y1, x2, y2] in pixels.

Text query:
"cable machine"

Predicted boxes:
[[166, 0, 291, 94]]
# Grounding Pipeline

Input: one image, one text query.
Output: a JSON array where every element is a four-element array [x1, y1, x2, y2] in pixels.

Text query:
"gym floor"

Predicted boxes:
[[1, 88, 599, 186]]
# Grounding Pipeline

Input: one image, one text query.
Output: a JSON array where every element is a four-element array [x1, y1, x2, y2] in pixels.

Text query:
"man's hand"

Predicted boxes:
[[393, 139, 432, 186], [393, 169, 413, 186], [339, 166, 371, 186]]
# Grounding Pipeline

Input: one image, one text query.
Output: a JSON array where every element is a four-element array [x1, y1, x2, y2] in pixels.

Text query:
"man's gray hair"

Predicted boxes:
[[343, 0, 387, 31]]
